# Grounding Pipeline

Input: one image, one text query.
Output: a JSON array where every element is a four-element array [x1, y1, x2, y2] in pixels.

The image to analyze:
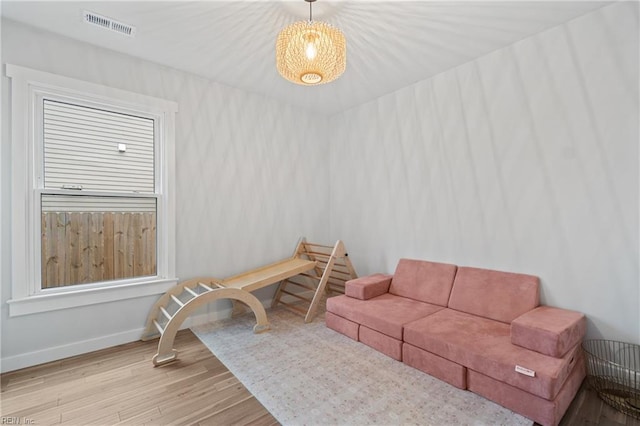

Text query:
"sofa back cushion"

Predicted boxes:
[[448, 266, 540, 324], [388, 259, 457, 306]]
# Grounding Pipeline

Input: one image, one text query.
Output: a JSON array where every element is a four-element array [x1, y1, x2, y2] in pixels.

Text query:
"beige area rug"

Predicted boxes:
[[191, 307, 533, 426]]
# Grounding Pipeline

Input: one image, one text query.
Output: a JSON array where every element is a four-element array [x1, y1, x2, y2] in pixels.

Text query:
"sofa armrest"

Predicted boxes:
[[345, 273, 393, 300], [511, 306, 586, 358]]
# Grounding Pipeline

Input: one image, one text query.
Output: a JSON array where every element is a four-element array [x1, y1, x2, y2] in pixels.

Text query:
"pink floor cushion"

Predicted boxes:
[[325, 311, 359, 341], [403, 343, 467, 389], [448, 267, 540, 324], [404, 309, 580, 400], [326, 293, 443, 340], [359, 325, 403, 360], [511, 306, 586, 358], [467, 354, 585, 426], [389, 259, 457, 306]]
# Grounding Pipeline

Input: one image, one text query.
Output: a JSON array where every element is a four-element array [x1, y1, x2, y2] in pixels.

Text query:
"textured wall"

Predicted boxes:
[[174, 79, 328, 281], [329, 2, 639, 343], [1, 19, 329, 367]]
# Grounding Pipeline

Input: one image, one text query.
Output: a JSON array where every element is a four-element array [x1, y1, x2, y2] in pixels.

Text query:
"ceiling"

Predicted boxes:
[[1, 1, 610, 115]]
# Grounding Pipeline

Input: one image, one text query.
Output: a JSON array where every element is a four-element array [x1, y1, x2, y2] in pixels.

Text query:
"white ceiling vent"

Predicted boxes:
[[83, 11, 136, 37]]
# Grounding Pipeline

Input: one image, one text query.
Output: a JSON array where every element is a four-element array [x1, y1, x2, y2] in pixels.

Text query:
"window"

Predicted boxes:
[[7, 64, 178, 316], [41, 100, 157, 288]]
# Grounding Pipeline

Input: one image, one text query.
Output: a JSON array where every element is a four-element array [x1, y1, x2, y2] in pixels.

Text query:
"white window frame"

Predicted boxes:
[[6, 64, 178, 316]]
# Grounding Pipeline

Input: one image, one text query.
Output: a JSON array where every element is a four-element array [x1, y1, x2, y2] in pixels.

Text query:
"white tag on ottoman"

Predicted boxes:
[[515, 365, 536, 377]]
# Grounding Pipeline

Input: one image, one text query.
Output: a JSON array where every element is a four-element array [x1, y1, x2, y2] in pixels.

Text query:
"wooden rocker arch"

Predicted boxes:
[[150, 285, 269, 366]]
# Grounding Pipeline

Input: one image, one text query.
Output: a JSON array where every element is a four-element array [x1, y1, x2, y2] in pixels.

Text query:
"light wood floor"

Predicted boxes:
[[2, 330, 639, 426], [559, 381, 640, 426], [0, 330, 278, 425]]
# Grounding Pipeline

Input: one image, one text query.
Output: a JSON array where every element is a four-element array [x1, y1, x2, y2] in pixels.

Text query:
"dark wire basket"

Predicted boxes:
[[582, 339, 640, 419]]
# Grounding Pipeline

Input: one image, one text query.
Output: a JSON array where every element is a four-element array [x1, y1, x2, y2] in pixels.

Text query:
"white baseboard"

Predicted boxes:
[[0, 296, 274, 373], [1, 327, 146, 373]]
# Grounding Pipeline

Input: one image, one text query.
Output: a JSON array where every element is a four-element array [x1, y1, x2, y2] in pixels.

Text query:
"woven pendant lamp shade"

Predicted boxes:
[[276, 20, 346, 85]]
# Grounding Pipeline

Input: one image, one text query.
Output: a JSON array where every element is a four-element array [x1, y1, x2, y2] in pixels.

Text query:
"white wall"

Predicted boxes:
[[1, 19, 329, 371], [329, 2, 639, 344]]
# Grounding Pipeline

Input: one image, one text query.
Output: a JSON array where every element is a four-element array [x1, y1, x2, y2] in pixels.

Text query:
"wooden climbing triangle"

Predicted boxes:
[[272, 238, 357, 322]]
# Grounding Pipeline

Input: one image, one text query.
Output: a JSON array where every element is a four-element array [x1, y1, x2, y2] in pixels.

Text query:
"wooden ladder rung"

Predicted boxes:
[[303, 242, 334, 249], [281, 289, 312, 303], [278, 300, 309, 315], [171, 294, 184, 307], [330, 270, 353, 279], [318, 255, 345, 262], [159, 306, 172, 321], [184, 286, 198, 298], [330, 263, 351, 271], [305, 251, 332, 258], [153, 320, 165, 335], [299, 272, 321, 281], [199, 282, 213, 292], [284, 280, 316, 292]]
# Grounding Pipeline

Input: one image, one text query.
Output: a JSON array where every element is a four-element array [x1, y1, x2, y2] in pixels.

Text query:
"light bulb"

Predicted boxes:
[[305, 42, 317, 60]]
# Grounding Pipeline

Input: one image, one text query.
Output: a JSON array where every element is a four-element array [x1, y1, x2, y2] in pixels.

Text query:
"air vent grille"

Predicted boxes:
[[83, 11, 136, 37]]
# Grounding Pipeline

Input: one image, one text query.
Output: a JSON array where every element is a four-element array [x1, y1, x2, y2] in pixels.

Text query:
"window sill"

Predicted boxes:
[[7, 278, 178, 317]]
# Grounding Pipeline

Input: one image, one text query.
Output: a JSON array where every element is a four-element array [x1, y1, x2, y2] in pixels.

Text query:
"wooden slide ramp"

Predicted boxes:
[[142, 238, 357, 366]]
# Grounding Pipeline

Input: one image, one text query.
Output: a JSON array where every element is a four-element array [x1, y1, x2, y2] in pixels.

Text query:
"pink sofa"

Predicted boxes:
[[326, 259, 586, 426]]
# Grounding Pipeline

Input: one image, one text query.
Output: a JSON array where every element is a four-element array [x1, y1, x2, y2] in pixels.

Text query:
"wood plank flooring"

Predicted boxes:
[[559, 381, 640, 426], [0, 330, 278, 425], [2, 329, 639, 425]]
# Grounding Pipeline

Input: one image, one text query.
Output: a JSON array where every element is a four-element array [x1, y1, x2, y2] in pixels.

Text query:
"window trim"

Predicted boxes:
[[6, 64, 178, 316]]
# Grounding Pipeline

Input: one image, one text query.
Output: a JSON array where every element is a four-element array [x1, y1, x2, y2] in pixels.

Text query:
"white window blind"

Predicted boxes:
[[43, 99, 155, 193]]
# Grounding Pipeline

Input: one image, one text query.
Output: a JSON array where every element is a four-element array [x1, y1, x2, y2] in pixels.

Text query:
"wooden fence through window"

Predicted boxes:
[[41, 212, 156, 288]]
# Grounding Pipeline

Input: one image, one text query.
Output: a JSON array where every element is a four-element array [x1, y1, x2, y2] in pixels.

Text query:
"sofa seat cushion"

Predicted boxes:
[[326, 293, 443, 340], [511, 306, 586, 358], [404, 309, 580, 400], [389, 259, 457, 306]]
